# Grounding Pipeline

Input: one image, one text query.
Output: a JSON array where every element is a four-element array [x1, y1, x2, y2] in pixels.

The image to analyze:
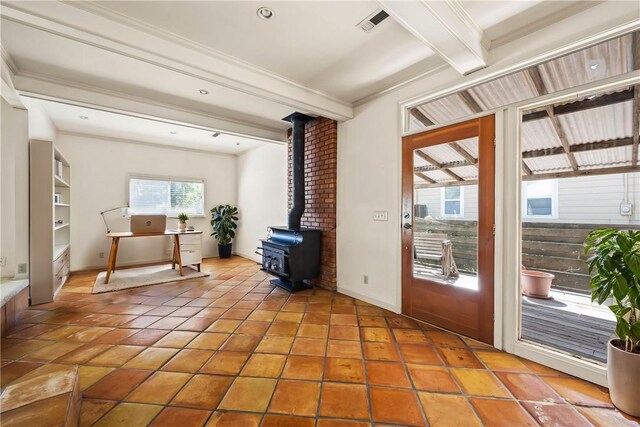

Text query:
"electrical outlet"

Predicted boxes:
[[0, 257, 6, 267], [99, 252, 105, 259], [18, 263, 27, 274], [363, 275, 368, 284], [373, 211, 388, 221]]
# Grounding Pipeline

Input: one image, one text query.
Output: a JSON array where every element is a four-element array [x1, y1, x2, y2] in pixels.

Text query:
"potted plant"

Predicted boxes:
[[585, 228, 640, 416], [210, 204, 238, 259], [177, 213, 189, 231], [521, 265, 555, 299]]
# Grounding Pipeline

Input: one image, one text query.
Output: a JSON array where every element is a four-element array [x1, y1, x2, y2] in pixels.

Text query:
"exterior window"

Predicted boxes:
[[129, 175, 205, 217], [441, 186, 464, 217], [522, 179, 558, 218]]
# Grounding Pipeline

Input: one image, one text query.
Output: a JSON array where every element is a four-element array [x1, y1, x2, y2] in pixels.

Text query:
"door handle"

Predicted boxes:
[[403, 223, 413, 229]]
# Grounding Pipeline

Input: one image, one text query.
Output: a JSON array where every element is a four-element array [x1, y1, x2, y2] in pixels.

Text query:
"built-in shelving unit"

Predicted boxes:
[[30, 140, 71, 305]]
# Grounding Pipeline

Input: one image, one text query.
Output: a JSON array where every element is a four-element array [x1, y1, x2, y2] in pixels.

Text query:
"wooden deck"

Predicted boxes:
[[521, 293, 615, 363]]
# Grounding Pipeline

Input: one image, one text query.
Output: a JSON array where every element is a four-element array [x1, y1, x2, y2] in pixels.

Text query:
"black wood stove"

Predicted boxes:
[[258, 112, 321, 292]]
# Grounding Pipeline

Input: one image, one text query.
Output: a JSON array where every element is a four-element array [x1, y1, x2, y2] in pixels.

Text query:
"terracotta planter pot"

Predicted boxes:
[[521, 270, 554, 299], [608, 340, 640, 417]]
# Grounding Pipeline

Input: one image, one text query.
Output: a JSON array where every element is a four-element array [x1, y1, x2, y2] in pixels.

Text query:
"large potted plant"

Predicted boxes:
[[210, 204, 238, 259], [585, 228, 640, 416]]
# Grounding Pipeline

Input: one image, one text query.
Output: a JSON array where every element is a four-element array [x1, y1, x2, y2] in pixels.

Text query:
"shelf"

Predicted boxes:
[[54, 223, 69, 231], [53, 244, 70, 260], [55, 175, 70, 188], [55, 203, 70, 207]]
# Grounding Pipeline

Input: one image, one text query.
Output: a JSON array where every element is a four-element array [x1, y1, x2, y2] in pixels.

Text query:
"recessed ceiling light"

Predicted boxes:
[[212, 132, 221, 138], [589, 63, 599, 70], [79, 115, 88, 120], [199, 89, 209, 95], [587, 95, 597, 100], [236, 142, 241, 146], [170, 131, 177, 135], [257, 7, 273, 19]]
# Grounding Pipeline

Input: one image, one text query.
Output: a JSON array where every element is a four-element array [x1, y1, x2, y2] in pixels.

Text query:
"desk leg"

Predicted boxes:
[[172, 242, 177, 270], [112, 238, 120, 273], [105, 237, 119, 284], [174, 235, 184, 276]]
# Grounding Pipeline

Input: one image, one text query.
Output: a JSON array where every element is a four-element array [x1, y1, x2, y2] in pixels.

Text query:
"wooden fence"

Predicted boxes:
[[414, 219, 633, 294]]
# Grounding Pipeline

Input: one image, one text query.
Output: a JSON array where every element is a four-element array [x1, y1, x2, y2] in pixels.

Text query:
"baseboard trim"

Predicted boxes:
[[234, 251, 261, 263], [337, 287, 400, 313]]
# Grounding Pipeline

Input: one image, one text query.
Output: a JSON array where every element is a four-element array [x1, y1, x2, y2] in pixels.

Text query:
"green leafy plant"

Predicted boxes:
[[177, 213, 189, 223], [210, 204, 238, 245], [585, 229, 640, 353]]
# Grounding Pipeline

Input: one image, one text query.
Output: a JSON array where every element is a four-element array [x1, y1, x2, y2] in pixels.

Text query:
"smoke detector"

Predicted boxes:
[[357, 9, 389, 33]]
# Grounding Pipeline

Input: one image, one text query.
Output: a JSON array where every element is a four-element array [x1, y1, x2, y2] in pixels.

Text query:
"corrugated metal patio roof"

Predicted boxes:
[[410, 32, 639, 187]]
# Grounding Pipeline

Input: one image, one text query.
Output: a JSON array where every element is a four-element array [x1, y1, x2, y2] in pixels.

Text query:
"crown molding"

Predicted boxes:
[[1, 1, 353, 121], [15, 71, 287, 142], [353, 61, 449, 107], [489, 1, 603, 49], [0, 45, 19, 75], [57, 130, 251, 158]]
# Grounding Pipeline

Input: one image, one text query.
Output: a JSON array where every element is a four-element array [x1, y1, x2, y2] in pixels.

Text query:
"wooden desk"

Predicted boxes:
[[105, 230, 203, 284]]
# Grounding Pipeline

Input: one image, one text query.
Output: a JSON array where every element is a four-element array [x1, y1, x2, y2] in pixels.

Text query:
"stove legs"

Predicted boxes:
[[270, 278, 312, 293]]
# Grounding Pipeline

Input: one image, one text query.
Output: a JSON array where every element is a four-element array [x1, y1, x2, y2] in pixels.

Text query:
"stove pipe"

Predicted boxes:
[[283, 112, 314, 230]]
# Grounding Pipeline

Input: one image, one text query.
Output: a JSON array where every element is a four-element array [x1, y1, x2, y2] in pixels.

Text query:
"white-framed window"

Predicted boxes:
[[441, 186, 464, 217], [522, 179, 558, 218], [128, 175, 205, 217]]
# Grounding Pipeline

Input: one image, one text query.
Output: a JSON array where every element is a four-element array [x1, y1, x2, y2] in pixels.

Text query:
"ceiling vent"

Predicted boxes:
[[357, 9, 389, 33]]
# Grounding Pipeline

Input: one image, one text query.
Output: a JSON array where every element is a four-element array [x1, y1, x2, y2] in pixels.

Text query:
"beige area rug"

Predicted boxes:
[[92, 264, 209, 294]]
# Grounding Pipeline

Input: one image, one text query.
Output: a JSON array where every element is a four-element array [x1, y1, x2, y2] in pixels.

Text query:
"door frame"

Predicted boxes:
[[500, 73, 640, 387], [401, 115, 496, 344]]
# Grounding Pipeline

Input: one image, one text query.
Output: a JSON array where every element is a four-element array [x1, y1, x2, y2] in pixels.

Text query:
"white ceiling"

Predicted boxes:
[[0, 0, 618, 152], [23, 97, 273, 155], [92, 0, 436, 102]]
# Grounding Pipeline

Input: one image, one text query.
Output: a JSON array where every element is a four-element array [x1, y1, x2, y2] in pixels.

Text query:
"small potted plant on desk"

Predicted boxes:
[[177, 213, 189, 231], [585, 228, 640, 416], [210, 204, 238, 259]]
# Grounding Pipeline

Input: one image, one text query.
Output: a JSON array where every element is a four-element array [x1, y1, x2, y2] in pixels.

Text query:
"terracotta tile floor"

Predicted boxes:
[[2, 256, 639, 426]]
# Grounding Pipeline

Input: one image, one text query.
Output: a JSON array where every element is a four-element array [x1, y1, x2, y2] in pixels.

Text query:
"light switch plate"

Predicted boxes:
[[373, 211, 388, 221]]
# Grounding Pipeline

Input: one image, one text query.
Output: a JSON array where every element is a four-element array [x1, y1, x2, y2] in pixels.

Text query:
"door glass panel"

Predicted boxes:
[[412, 137, 479, 291], [519, 85, 637, 364]]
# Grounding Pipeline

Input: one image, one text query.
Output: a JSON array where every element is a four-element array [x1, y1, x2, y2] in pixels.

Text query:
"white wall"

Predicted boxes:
[[235, 143, 288, 261], [0, 98, 29, 278], [56, 133, 238, 271], [336, 3, 638, 312]]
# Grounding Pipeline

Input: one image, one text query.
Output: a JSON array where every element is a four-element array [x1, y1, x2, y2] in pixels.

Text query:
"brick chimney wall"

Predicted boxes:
[[287, 117, 337, 291]]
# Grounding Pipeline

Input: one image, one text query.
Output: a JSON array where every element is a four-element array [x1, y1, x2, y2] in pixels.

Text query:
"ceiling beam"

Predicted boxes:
[[522, 137, 634, 159], [415, 165, 640, 189], [379, 0, 488, 75], [1, 1, 354, 122], [415, 160, 475, 173], [526, 67, 578, 171], [415, 150, 463, 181], [459, 90, 483, 113], [449, 143, 477, 164], [415, 172, 435, 184], [410, 108, 434, 127], [523, 88, 634, 122]]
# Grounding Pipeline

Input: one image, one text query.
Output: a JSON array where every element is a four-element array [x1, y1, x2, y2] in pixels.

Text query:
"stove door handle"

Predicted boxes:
[[255, 247, 264, 256]]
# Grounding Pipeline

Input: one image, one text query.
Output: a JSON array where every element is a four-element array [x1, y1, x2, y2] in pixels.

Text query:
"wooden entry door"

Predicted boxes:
[[402, 115, 495, 344]]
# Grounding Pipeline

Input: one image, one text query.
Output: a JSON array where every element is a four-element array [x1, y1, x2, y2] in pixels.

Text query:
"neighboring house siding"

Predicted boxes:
[[415, 172, 639, 225]]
